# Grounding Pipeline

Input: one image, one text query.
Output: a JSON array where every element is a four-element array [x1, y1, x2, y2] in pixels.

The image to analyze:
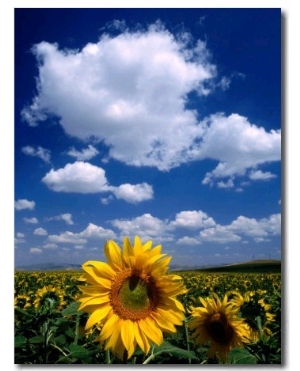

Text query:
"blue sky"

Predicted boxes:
[[14, 8, 281, 268]]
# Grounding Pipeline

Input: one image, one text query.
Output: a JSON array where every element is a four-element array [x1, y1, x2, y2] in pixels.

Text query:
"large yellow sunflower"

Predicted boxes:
[[77, 236, 186, 360], [188, 294, 250, 363]]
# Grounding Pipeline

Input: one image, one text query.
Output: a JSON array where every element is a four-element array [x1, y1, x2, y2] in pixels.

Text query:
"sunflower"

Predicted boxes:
[[14, 294, 31, 309], [77, 236, 186, 360], [188, 294, 250, 363], [33, 285, 67, 312], [229, 290, 275, 341]]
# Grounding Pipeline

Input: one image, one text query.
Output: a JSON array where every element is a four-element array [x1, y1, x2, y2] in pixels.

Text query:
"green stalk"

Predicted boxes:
[[184, 317, 191, 364], [105, 348, 111, 364], [255, 316, 263, 340]]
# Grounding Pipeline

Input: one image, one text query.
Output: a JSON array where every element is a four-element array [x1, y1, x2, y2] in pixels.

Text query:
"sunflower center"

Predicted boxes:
[[119, 275, 151, 311], [206, 312, 234, 344], [110, 269, 158, 320]]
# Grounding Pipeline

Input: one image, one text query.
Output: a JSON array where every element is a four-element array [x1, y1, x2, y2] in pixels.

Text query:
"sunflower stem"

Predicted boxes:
[[105, 348, 111, 364], [255, 316, 263, 340], [142, 345, 155, 364], [183, 317, 191, 364]]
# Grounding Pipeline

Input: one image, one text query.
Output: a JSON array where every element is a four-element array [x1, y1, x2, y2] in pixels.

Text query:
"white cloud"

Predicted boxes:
[[110, 210, 280, 246], [22, 145, 51, 163], [43, 243, 58, 249], [170, 210, 216, 229], [67, 145, 99, 161], [23, 217, 38, 224], [217, 178, 234, 189], [111, 213, 171, 242], [30, 247, 42, 254], [48, 231, 87, 245], [21, 24, 280, 182], [199, 225, 242, 244], [79, 223, 116, 240], [47, 223, 116, 245], [42, 161, 153, 203], [176, 236, 200, 245], [15, 199, 35, 210], [110, 183, 153, 204], [248, 169, 277, 180], [34, 227, 48, 236], [200, 113, 281, 186], [47, 213, 74, 225], [42, 162, 109, 193], [229, 214, 281, 237], [21, 25, 217, 171]]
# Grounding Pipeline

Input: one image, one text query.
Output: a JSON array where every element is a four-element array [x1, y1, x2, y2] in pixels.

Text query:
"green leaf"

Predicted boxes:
[[152, 341, 198, 360], [29, 335, 45, 344], [15, 336, 27, 348], [54, 334, 66, 345], [68, 344, 91, 359], [61, 301, 83, 316], [228, 347, 257, 364]]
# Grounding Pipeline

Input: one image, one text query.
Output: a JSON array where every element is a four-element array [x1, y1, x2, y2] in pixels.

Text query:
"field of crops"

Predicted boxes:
[[14, 268, 281, 365]]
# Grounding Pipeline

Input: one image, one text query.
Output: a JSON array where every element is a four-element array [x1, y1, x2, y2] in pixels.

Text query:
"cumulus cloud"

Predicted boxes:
[[21, 24, 216, 171], [111, 213, 172, 242], [199, 225, 242, 244], [229, 214, 281, 237], [47, 213, 74, 225], [176, 236, 200, 245], [22, 145, 51, 163], [43, 243, 58, 249], [42, 162, 108, 193], [110, 183, 154, 204], [47, 223, 116, 245], [199, 113, 281, 186], [15, 199, 35, 210], [42, 161, 153, 203], [67, 145, 99, 161], [34, 227, 48, 236], [110, 210, 280, 246], [79, 223, 116, 240], [15, 232, 26, 244], [21, 22, 280, 183], [170, 210, 216, 229], [23, 217, 38, 224], [48, 231, 87, 245], [248, 169, 277, 180], [30, 247, 42, 254]]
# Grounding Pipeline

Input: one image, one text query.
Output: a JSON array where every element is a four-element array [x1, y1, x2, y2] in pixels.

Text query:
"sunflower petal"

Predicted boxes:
[[104, 240, 123, 271], [85, 305, 111, 330]]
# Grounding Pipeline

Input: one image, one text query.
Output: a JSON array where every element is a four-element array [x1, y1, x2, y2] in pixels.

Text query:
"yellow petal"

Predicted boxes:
[[85, 305, 111, 330], [82, 266, 112, 289], [78, 295, 110, 307], [133, 235, 145, 255], [132, 321, 146, 353], [156, 306, 184, 326], [150, 311, 176, 333], [139, 317, 163, 346], [83, 261, 115, 280], [99, 313, 119, 341], [104, 240, 123, 271], [121, 320, 136, 358], [123, 236, 134, 256]]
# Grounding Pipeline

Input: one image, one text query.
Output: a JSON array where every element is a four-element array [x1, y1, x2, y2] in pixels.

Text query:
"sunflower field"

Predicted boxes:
[[14, 269, 281, 364], [14, 236, 281, 364]]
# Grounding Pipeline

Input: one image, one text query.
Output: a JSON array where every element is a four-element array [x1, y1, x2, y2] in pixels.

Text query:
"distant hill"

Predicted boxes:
[[15, 262, 82, 271], [15, 259, 281, 273], [176, 259, 281, 274]]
